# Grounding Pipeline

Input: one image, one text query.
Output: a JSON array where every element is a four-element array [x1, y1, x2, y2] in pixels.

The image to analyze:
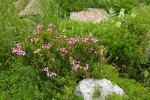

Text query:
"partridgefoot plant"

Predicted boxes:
[[12, 23, 107, 79]]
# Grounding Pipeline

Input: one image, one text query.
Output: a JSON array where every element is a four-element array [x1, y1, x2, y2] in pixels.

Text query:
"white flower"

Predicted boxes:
[[34, 48, 41, 54], [109, 8, 116, 17], [116, 22, 121, 27], [131, 13, 136, 18], [118, 8, 125, 18]]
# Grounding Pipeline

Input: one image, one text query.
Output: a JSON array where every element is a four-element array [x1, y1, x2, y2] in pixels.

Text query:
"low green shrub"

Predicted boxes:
[[12, 23, 107, 80], [0, 62, 84, 99], [54, 0, 150, 17], [55, 5, 150, 83], [101, 65, 150, 100], [1, 63, 149, 99], [0, 1, 37, 69], [9, 22, 150, 99]]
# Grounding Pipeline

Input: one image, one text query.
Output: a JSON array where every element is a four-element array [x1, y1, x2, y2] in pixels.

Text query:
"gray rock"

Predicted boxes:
[[70, 8, 109, 23], [13, 0, 31, 9], [74, 78, 124, 100], [19, 0, 44, 17], [138, 2, 147, 7]]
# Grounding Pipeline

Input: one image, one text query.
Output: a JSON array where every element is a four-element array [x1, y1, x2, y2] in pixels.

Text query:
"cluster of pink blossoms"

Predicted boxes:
[[48, 23, 55, 28], [88, 33, 92, 38], [58, 48, 68, 53], [71, 60, 89, 71], [42, 43, 50, 49], [81, 33, 99, 44], [30, 38, 38, 43], [33, 24, 43, 34], [55, 35, 67, 40], [72, 62, 82, 71], [37, 24, 43, 29], [42, 67, 57, 78], [12, 43, 26, 56], [100, 45, 106, 50], [82, 38, 89, 43], [68, 38, 78, 44], [84, 64, 89, 71], [90, 46, 99, 55], [46, 23, 56, 32], [91, 37, 99, 44]]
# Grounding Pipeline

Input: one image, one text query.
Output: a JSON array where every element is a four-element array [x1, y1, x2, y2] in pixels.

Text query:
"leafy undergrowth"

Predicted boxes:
[[55, 5, 150, 86], [102, 64, 150, 100], [0, 63, 149, 99]]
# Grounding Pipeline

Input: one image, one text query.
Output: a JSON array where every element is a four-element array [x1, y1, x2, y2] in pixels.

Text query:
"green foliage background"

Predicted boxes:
[[0, 0, 150, 99]]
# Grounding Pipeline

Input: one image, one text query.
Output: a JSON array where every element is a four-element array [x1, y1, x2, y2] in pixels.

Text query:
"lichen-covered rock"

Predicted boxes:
[[19, 0, 44, 17], [74, 78, 124, 100], [13, 0, 31, 9], [70, 8, 109, 23]]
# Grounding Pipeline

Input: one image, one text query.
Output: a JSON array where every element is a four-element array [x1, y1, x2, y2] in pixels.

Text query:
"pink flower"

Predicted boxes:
[[42, 67, 49, 72], [48, 23, 55, 28], [16, 43, 22, 49], [72, 66, 77, 71], [71, 64, 82, 71], [59, 48, 68, 53], [90, 46, 95, 51], [76, 64, 82, 69], [100, 45, 105, 50], [88, 33, 92, 39], [72, 60, 76, 65], [33, 30, 37, 34], [47, 72, 57, 78], [42, 67, 57, 78], [36, 24, 43, 29], [47, 72, 50, 77], [56, 36, 61, 40], [59, 35, 63, 38], [49, 72, 57, 78], [63, 36, 67, 39], [91, 38, 99, 43], [16, 50, 26, 56], [68, 38, 77, 44], [82, 38, 89, 43], [12, 48, 18, 53], [72, 60, 80, 65], [12, 43, 26, 56], [33, 29, 40, 34], [31, 38, 38, 43], [34, 48, 41, 54], [42, 43, 50, 49], [84, 64, 89, 71], [94, 51, 98, 55], [56, 35, 67, 40]]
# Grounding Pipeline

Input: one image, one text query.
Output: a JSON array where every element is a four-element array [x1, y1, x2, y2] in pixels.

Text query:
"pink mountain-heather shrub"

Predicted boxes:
[[12, 43, 26, 56], [68, 38, 77, 44]]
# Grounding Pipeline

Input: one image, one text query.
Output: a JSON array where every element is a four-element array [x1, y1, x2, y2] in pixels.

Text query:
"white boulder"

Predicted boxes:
[[70, 8, 109, 23], [19, 0, 44, 17], [13, 0, 31, 9], [74, 78, 124, 100]]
